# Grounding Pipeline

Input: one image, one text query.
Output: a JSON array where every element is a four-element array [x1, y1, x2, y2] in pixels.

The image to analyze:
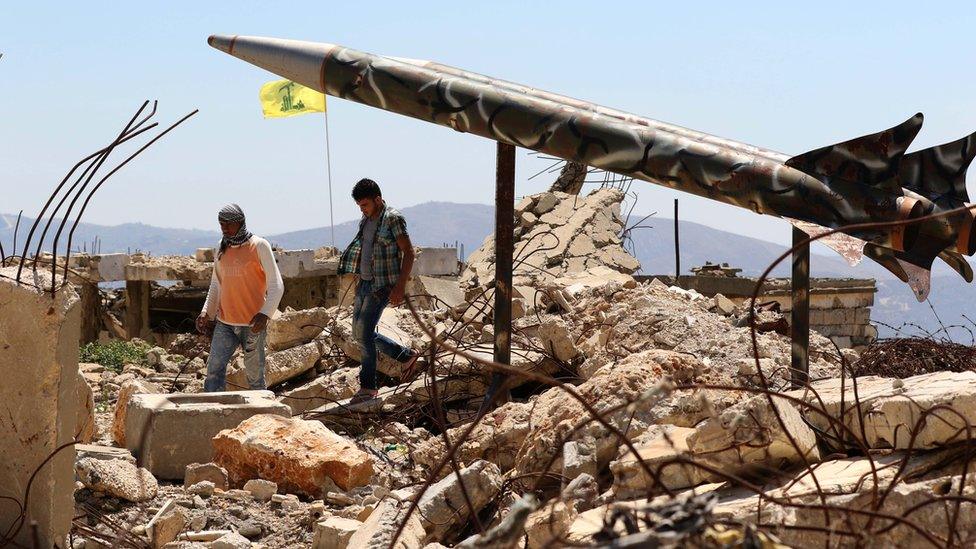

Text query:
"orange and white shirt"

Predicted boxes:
[[201, 236, 283, 326]]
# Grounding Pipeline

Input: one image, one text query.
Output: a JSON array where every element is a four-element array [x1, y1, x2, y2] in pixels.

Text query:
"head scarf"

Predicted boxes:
[[217, 203, 253, 256]]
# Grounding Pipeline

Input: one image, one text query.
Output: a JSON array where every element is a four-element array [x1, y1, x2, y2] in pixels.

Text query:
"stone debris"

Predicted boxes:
[[184, 462, 229, 491], [279, 367, 360, 415], [788, 370, 976, 450], [75, 457, 159, 502], [211, 531, 252, 549], [52, 180, 976, 548], [227, 339, 325, 388], [213, 414, 374, 495], [685, 394, 820, 475], [312, 515, 362, 549], [461, 189, 639, 291], [416, 460, 503, 540], [266, 306, 332, 351], [347, 499, 425, 549], [112, 378, 163, 446], [123, 390, 291, 480], [243, 479, 278, 502]]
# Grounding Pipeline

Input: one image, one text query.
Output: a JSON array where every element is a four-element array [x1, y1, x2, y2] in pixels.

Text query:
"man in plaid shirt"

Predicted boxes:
[[338, 178, 419, 402]]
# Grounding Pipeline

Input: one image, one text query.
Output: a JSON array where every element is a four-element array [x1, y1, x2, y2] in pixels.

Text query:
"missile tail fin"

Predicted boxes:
[[899, 131, 976, 204], [938, 250, 974, 282], [864, 243, 936, 301], [786, 113, 923, 194]]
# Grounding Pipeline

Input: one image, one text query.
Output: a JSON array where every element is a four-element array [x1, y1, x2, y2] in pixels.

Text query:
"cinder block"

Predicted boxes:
[[124, 391, 290, 480]]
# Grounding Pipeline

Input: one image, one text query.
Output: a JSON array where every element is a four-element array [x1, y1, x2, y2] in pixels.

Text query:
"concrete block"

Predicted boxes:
[[313, 516, 361, 549], [413, 247, 459, 276], [90, 253, 129, 282], [0, 267, 80, 547], [274, 249, 316, 278], [123, 391, 290, 480]]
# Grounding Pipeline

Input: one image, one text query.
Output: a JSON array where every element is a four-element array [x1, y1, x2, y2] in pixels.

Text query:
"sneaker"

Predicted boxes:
[[349, 388, 379, 405]]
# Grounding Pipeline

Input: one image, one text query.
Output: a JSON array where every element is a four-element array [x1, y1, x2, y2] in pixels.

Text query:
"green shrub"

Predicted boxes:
[[79, 340, 150, 372]]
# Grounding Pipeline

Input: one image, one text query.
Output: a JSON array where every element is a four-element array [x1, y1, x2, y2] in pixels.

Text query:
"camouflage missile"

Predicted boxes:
[[208, 34, 976, 300]]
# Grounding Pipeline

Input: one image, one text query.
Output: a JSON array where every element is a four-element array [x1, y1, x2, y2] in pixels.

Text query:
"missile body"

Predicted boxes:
[[209, 35, 976, 299]]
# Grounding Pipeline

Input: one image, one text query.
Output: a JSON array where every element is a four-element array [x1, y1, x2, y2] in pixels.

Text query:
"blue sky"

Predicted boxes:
[[2, 2, 975, 245]]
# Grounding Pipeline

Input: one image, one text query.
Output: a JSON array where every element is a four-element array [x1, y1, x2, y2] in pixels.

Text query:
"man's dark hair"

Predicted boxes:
[[352, 178, 382, 200]]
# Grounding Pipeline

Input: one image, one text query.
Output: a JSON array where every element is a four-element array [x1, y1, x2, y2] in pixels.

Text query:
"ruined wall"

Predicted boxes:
[[646, 274, 877, 348], [0, 267, 81, 547]]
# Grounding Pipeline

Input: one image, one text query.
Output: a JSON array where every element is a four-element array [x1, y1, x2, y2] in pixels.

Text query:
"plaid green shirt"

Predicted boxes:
[[338, 205, 409, 288]]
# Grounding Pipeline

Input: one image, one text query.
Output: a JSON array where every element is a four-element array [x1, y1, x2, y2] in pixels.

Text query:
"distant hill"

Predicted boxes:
[[4, 204, 973, 340]]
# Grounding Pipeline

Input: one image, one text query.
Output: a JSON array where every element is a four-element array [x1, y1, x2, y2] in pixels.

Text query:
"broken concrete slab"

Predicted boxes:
[[227, 339, 324, 389], [113, 378, 162, 446], [267, 307, 332, 352], [279, 367, 359, 415], [416, 460, 502, 541], [414, 401, 533, 475], [552, 265, 637, 298], [536, 316, 578, 362], [408, 275, 466, 311], [511, 350, 705, 479], [76, 457, 158, 502], [788, 371, 976, 450], [610, 425, 719, 498], [346, 499, 425, 549], [0, 267, 81, 548], [123, 390, 290, 480], [76, 444, 136, 464], [213, 414, 374, 495], [686, 394, 820, 475], [524, 500, 577, 549]]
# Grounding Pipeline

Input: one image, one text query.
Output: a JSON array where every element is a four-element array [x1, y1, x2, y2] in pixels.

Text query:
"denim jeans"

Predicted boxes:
[[353, 279, 413, 390], [204, 320, 267, 392]]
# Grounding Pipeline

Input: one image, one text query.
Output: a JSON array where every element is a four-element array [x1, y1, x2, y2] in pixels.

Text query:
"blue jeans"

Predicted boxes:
[[353, 280, 413, 390], [204, 320, 267, 392]]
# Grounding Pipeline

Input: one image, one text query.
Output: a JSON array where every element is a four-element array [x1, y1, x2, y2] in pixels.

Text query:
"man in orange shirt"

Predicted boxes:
[[196, 204, 284, 392]]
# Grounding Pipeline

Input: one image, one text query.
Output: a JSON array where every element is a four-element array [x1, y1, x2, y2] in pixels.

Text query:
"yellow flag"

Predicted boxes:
[[259, 79, 326, 118]]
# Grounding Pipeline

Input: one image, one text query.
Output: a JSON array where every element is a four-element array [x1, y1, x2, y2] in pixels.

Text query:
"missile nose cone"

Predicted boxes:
[[207, 34, 236, 53]]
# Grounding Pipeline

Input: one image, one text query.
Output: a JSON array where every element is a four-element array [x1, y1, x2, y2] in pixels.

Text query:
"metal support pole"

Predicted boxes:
[[479, 142, 516, 416], [791, 226, 810, 388], [673, 198, 680, 278]]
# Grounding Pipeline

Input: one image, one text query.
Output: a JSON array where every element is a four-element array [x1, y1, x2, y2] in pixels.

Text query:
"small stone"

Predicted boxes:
[[361, 495, 378, 506], [270, 494, 288, 504], [184, 463, 229, 491], [281, 495, 301, 512], [228, 506, 248, 519], [211, 531, 251, 549], [309, 500, 326, 518], [325, 491, 356, 506], [192, 495, 207, 509], [312, 515, 361, 549], [187, 480, 215, 498], [243, 479, 278, 502], [150, 507, 187, 549], [238, 521, 263, 538]]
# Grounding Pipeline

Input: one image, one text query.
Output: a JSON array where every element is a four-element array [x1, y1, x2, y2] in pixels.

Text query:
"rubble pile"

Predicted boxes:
[[54, 188, 976, 547]]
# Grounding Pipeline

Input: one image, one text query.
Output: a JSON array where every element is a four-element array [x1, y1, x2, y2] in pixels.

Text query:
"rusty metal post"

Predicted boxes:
[[479, 142, 516, 416], [674, 198, 680, 277], [791, 226, 810, 388]]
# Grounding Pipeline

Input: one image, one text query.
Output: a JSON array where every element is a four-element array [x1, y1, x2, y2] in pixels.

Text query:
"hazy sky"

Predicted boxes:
[[2, 2, 975, 248]]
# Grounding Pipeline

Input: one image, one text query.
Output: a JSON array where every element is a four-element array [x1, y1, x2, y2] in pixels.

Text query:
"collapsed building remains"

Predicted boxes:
[[7, 182, 974, 549]]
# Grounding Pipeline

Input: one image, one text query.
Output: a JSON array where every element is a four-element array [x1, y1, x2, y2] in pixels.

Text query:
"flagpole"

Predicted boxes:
[[324, 111, 335, 249]]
